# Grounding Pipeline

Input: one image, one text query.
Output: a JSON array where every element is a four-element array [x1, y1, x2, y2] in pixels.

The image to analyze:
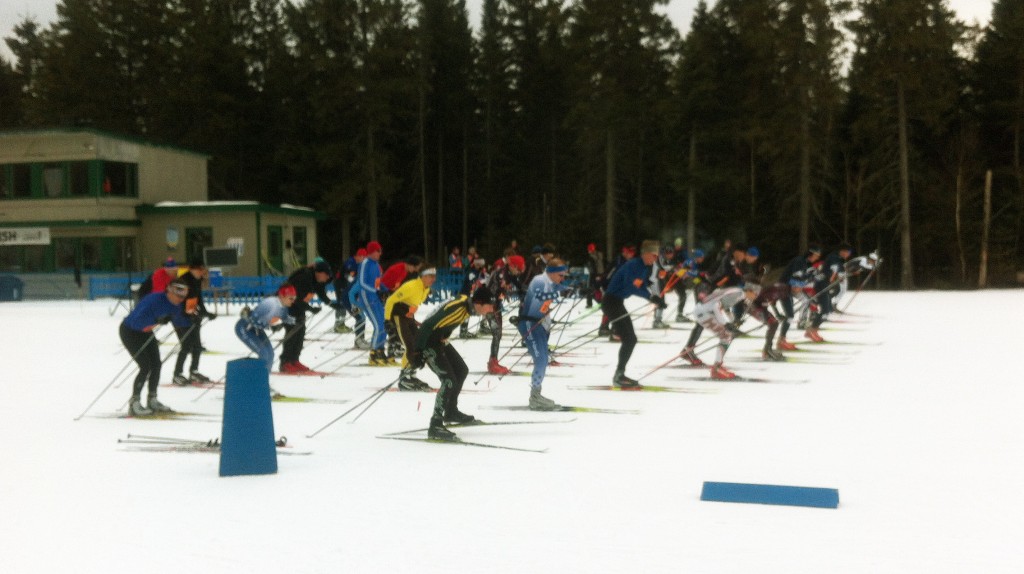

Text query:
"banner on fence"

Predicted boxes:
[[0, 228, 51, 246]]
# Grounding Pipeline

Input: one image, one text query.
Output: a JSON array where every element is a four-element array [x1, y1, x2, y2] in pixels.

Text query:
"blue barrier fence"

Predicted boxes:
[[88, 267, 590, 305]]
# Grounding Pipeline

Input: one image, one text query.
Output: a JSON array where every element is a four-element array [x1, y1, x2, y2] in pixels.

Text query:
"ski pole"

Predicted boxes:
[[637, 319, 765, 382], [305, 377, 400, 438], [551, 303, 655, 357], [548, 293, 585, 351], [838, 259, 881, 313], [74, 325, 172, 421], [114, 316, 203, 389]]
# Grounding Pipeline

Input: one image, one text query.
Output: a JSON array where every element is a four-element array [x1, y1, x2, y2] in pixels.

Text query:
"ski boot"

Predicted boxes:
[[680, 346, 704, 366], [487, 357, 510, 375], [651, 319, 671, 329], [777, 338, 798, 351], [529, 387, 559, 411], [398, 367, 432, 391], [804, 328, 825, 343], [368, 350, 387, 366], [428, 417, 457, 440], [354, 336, 371, 350], [129, 396, 153, 416], [612, 368, 640, 388], [443, 408, 476, 425], [762, 348, 786, 361], [710, 364, 737, 380], [147, 395, 174, 413], [333, 321, 352, 334], [190, 371, 211, 384], [172, 373, 191, 386]]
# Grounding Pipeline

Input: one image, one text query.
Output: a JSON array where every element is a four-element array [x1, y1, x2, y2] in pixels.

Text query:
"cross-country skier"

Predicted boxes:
[[280, 260, 335, 372], [410, 286, 497, 440], [385, 265, 437, 391], [482, 254, 526, 375], [350, 241, 391, 366], [172, 258, 216, 385], [381, 255, 423, 358], [120, 279, 190, 415], [672, 248, 705, 322], [458, 257, 490, 339], [745, 281, 791, 361], [517, 257, 571, 410], [776, 245, 822, 350], [602, 240, 663, 387], [650, 246, 676, 329], [679, 281, 761, 378], [333, 248, 365, 335], [235, 283, 297, 376]]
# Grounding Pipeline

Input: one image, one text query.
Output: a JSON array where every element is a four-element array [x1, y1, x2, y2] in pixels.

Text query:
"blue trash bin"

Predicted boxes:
[[0, 276, 24, 301]]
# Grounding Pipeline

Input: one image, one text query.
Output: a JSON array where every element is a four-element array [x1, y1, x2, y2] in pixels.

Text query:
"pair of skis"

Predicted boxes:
[[117, 434, 312, 455]]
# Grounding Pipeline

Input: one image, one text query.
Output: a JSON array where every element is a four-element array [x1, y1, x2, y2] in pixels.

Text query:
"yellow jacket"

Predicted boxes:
[[384, 277, 431, 320]]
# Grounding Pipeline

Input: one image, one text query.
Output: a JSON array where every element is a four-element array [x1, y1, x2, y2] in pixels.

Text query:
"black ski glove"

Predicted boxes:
[[650, 295, 667, 309]]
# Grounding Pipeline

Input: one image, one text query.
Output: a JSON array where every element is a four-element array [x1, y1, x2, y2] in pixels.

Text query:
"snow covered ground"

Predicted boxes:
[[2, 290, 1022, 573]]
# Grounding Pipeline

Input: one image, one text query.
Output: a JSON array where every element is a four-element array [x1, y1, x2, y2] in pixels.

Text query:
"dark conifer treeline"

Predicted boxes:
[[2, 0, 1021, 287]]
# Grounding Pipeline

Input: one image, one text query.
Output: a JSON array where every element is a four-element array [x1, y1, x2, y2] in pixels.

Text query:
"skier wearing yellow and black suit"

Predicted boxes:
[[385, 265, 438, 391]]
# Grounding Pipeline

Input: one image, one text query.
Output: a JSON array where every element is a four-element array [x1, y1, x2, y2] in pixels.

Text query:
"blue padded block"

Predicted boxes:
[[701, 481, 839, 509], [219, 358, 278, 477]]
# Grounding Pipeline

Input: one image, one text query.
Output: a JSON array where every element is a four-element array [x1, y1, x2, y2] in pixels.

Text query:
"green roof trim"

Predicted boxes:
[[135, 203, 328, 220], [0, 219, 141, 228], [0, 127, 210, 159]]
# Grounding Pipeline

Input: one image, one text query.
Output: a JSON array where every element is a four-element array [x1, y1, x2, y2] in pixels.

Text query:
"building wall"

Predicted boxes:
[[0, 129, 207, 207], [137, 145, 206, 203], [0, 197, 139, 224], [139, 212, 257, 274]]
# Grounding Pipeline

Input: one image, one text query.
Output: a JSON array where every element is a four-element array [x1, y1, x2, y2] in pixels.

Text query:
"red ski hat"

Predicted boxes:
[[507, 255, 526, 271], [277, 284, 297, 298], [366, 241, 382, 254], [587, 243, 596, 253], [355, 248, 368, 257]]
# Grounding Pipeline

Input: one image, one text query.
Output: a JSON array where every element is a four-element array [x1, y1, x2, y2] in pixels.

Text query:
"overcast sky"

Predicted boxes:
[[0, 0, 994, 65]]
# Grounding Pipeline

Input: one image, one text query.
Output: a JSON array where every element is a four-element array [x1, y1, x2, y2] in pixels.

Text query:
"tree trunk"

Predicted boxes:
[[462, 124, 468, 253], [749, 144, 756, 219], [367, 124, 378, 240], [419, 83, 429, 260], [437, 133, 445, 260], [896, 77, 914, 289], [687, 133, 697, 250], [1015, 72, 1023, 271], [979, 169, 992, 288], [799, 103, 811, 252], [605, 129, 616, 257], [955, 167, 966, 285]]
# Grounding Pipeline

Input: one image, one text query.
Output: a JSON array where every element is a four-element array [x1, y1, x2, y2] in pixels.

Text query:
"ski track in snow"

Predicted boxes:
[[1, 291, 1023, 573]]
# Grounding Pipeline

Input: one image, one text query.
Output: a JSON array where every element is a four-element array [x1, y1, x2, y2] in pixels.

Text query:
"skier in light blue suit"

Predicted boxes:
[[517, 257, 570, 410], [235, 284, 297, 374]]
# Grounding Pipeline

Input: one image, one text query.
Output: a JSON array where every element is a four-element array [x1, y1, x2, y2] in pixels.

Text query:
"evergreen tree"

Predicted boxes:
[[566, 0, 678, 252], [846, 0, 968, 287], [974, 0, 1024, 274]]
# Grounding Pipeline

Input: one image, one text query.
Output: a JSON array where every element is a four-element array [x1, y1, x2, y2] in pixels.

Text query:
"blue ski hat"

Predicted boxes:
[[746, 246, 760, 258], [691, 249, 705, 259]]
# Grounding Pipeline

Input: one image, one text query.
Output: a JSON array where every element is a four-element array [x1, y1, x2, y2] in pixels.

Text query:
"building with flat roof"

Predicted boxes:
[[0, 128, 324, 297]]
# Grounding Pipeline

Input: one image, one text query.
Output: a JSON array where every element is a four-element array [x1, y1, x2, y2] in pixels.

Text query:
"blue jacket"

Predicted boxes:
[[124, 292, 189, 331], [604, 257, 653, 300]]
